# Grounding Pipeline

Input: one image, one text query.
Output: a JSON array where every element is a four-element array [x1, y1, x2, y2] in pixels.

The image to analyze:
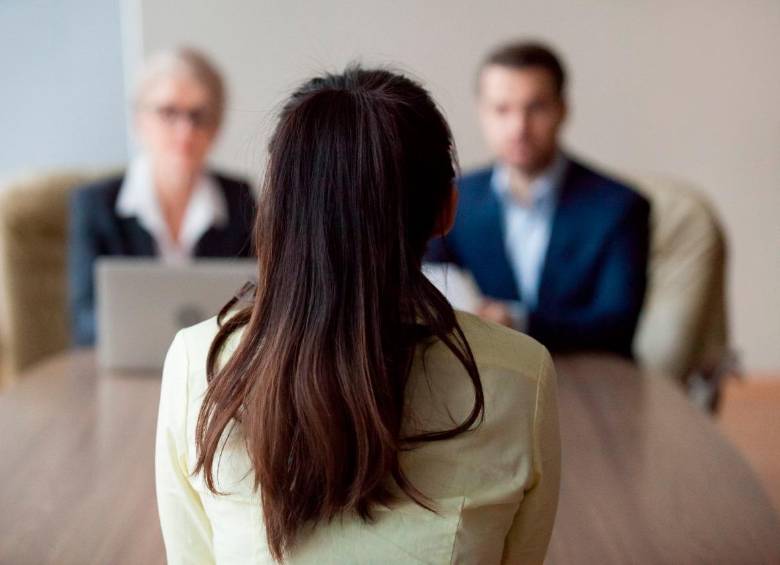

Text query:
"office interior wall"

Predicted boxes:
[[132, 0, 780, 372], [0, 0, 128, 176]]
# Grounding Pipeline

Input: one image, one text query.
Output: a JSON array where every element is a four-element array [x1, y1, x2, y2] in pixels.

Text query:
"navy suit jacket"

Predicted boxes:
[[68, 173, 256, 346], [427, 157, 650, 357]]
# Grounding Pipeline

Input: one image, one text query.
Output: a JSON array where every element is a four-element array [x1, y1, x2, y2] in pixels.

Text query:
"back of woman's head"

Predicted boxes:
[[265, 67, 455, 266], [195, 66, 483, 561]]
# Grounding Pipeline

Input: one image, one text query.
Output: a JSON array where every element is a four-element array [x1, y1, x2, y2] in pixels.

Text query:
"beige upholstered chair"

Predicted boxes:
[[0, 170, 109, 389], [631, 175, 732, 408]]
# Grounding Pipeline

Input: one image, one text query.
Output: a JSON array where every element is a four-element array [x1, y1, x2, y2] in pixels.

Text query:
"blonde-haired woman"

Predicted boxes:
[[68, 47, 256, 345]]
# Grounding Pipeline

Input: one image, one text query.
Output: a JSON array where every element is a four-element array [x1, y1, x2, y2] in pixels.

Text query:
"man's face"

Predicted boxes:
[[477, 65, 566, 175]]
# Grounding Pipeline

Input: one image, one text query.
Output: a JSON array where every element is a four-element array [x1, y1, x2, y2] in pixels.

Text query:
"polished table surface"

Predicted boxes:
[[1, 351, 778, 564]]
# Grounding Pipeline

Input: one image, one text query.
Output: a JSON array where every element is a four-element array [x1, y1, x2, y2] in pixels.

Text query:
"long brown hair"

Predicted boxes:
[[194, 66, 484, 561]]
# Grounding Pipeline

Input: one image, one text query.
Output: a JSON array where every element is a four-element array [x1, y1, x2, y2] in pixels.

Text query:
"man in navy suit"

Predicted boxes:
[[427, 41, 650, 357]]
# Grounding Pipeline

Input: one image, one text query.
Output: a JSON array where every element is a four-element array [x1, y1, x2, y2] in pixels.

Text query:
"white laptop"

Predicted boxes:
[[96, 258, 256, 370]]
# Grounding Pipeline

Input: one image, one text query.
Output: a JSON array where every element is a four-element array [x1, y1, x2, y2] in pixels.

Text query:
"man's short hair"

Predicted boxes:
[[478, 41, 566, 97]]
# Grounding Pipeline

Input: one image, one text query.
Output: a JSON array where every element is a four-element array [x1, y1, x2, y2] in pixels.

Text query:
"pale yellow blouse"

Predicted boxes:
[[155, 311, 560, 564]]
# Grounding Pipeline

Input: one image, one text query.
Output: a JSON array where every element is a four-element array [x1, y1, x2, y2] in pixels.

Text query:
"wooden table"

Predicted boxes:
[[547, 356, 780, 564], [0, 351, 778, 564], [0, 351, 163, 565]]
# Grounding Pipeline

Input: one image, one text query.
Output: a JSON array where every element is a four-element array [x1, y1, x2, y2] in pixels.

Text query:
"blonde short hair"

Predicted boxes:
[[134, 47, 226, 129]]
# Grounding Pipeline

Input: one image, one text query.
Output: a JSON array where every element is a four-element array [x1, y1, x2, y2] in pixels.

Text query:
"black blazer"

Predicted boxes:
[[427, 157, 650, 357], [68, 172, 256, 346]]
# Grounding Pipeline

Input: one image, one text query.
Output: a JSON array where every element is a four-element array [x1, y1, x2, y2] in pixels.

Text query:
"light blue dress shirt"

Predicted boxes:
[[491, 153, 569, 311]]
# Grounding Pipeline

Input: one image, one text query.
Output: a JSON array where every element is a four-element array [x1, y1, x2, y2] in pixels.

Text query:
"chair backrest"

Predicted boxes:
[[0, 170, 110, 388], [630, 175, 729, 382]]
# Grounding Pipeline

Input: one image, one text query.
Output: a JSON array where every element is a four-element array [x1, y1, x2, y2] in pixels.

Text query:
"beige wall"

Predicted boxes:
[[133, 0, 780, 372]]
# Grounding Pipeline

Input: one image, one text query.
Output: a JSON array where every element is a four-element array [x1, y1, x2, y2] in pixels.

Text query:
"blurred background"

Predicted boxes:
[[2, 0, 777, 375], [0, 3, 779, 562]]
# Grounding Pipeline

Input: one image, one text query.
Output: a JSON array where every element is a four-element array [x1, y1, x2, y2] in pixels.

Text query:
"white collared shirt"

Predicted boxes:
[[491, 152, 568, 310], [116, 157, 228, 263]]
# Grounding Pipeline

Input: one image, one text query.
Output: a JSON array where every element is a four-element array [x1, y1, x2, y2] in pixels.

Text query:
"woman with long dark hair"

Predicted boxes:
[[155, 66, 560, 564]]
